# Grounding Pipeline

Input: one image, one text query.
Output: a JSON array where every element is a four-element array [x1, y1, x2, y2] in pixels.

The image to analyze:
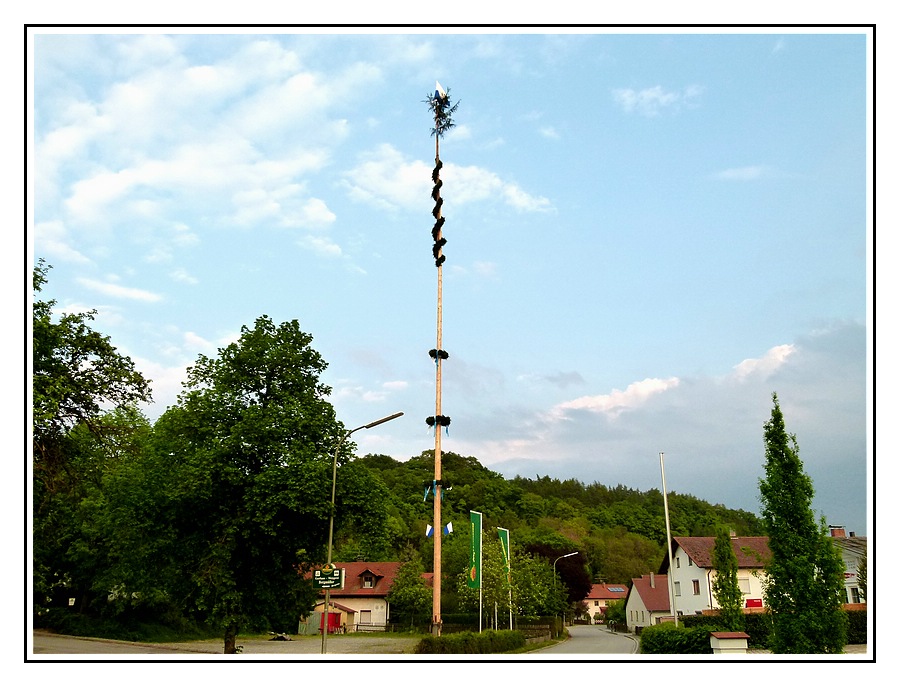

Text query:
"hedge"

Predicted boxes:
[[639, 622, 713, 654], [414, 629, 527, 654], [678, 608, 866, 650]]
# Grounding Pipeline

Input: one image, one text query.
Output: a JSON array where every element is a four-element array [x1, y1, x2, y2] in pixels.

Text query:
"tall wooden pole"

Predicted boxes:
[[432, 112, 444, 638], [427, 82, 455, 636]]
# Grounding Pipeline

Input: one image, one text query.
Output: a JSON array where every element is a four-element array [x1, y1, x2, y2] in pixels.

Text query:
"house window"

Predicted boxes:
[[738, 577, 751, 594], [692, 580, 700, 595], [362, 575, 374, 589], [359, 610, 372, 625], [675, 557, 680, 568], [688, 558, 693, 566], [674, 581, 681, 596], [849, 587, 860, 604]]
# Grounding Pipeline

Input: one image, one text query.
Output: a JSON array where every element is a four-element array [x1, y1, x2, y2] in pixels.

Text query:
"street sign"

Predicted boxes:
[[313, 565, 344, 590]]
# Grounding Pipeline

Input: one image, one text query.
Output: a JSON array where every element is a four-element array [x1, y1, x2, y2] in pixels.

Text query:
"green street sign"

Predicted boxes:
[[313, 566, 344, 590]]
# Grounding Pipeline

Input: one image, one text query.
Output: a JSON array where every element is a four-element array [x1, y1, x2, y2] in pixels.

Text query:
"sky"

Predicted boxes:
[[29, 28, 871, 536]]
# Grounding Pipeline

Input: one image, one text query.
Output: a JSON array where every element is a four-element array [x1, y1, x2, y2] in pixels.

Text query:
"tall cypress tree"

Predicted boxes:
[[711, 529, 744, 631], [758, 393, 847, 653]]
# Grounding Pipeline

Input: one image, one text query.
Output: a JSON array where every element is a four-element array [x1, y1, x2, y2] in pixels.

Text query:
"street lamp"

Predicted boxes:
[[321, 412, 403, 654], [660, 452, 678, 627], [553, 552, 578, 627]]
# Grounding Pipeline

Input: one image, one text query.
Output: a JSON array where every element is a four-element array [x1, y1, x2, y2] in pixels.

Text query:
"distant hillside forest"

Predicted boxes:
[[343, 450, 765, 586]]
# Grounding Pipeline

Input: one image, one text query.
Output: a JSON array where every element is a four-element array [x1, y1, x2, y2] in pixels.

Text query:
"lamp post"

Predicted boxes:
[[660, 452, 678, 627], [553, 551, 578, 627], [321, 412, 403, 654]]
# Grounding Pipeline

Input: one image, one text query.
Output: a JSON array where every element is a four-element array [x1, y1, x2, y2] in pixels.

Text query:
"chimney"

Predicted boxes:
[[849, 532, 856, 537], [650, 572, 655, 588], [828, 526, 846, 538]]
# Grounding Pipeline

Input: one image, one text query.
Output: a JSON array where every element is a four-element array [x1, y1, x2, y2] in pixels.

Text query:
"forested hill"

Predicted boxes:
[[355, 450, 765, 585]]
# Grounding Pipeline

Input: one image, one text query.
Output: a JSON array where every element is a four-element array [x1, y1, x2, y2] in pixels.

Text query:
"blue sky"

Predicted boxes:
[[30, 29, 871, 535]]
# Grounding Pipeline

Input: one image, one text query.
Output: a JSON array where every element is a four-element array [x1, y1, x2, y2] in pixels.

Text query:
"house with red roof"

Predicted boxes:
[[624, 573, 672, 633], [303, 561, 407, 633], [581, 583, 629, 623], [660, 536, 770, 618]]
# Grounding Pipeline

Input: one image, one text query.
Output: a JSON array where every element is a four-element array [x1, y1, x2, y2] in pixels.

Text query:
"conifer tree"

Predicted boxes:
[[711, 528, 744, 631], [758, 394, 847, 653]]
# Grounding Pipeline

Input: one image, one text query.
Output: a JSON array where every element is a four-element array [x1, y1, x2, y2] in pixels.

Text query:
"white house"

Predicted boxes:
[[661, 536, 770, 617], [304, 561, 406, 633], [827, 526, 867, 604], [624, 573, 672, 633]]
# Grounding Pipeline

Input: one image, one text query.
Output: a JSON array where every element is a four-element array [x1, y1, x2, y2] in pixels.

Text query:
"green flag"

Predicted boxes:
[[497, 527, 511, 583], [468, 511, 482, 589]]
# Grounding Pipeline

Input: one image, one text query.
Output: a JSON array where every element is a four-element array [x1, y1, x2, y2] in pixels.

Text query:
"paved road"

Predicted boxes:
[[531, 624, 639, 654]]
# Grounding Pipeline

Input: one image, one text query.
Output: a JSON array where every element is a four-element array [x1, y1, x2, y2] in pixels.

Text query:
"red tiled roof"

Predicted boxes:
[[585, 583, 629, 600], [661, 536, 771, 572], [628, 573, 670, 612], [306, 561, 403, 598]]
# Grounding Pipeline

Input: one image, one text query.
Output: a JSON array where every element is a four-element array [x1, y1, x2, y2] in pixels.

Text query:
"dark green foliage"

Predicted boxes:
[[638, 622, 713, 654], [845, 609, 867, 644], [414, 629, 526, 654], [759, 394, 848, 653], [711, 529, 745, 631], [386, 554, 432, 628], [425, 87, 459, 139], [32, 262, 153, 616], [359, 455, 764, 598], [681, 613, 770, 649], [145, 316, 364, 652], [37, 607, 215, 643]]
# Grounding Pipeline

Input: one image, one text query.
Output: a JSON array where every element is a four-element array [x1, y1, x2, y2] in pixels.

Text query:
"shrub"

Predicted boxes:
[[639, 622, 713, 654], [845, 608, 867, 645], [414, 629, 526, 654]]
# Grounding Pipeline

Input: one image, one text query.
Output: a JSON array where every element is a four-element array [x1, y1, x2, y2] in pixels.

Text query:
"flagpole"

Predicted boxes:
[[498, 527, 513, 629]]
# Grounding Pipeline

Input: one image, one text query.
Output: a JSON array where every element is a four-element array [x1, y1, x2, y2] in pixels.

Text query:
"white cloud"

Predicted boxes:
[[551, 377, 681, 419], [343, 144, 553, 214], [299, 235, 344, 258], [731, 344, 796, 380], [34, 220, 92, 264], [75, 277, 162, 302], [612, 85, 703, 117], [539, 126, 560, 140], [169, 268, 198, 285]]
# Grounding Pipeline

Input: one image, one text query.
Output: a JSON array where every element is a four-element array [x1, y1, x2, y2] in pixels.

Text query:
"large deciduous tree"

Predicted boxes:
[[153, 315, 385, 653], [32, 260, 152, 614], [758, 393, 847, 653]]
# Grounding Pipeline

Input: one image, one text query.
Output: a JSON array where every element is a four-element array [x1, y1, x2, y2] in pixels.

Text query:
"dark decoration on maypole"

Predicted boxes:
[[424, 81, 458, 637]]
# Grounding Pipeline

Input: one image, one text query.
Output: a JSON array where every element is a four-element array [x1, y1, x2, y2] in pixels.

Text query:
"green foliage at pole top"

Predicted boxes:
[[711, 529, 745, 631], [758, 393, 848, 653], [426, 87, 459, 139]]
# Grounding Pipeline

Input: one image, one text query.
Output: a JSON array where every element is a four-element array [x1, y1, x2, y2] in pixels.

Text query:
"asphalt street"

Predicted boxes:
[[531, 624, 639, 654]]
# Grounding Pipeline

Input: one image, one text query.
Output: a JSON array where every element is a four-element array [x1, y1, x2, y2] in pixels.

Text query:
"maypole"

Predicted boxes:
[[426, 81, 458, 637]]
